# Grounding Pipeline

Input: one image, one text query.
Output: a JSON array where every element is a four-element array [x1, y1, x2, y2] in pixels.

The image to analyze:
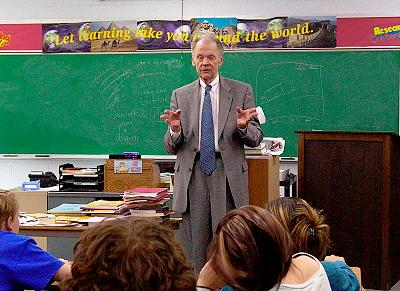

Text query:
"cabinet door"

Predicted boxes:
[[299, 134, 386, 289]]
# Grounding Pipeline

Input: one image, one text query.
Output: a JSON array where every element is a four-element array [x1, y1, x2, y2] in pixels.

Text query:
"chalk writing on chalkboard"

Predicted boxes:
[[256, 62, 324, 124]]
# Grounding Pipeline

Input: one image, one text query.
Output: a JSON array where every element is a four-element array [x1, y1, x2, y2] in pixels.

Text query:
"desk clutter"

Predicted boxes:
[[19, 187, 173, 228], [24, 151, 169, 194], [57, 156, 161, 193], [104, 158, 160, 192], [59, 163, 104, 192], [244, 137, 286, 156]]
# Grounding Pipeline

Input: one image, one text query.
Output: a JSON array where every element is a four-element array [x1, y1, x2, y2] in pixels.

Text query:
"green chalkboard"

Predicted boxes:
[[0, 51, 398, 156], [222, 51, 400, 156]]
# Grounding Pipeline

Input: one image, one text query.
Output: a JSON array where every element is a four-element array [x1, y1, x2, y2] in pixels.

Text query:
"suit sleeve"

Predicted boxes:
[[163, 90, 184, 154], [238, 85, 264, 147]]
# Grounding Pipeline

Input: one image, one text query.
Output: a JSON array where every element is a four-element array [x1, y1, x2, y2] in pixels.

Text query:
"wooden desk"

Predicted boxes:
[[20, 225, 86, 238], [157, 155, 280, 208], [247, 155, 280, 207], [19, 218, 182, 238]]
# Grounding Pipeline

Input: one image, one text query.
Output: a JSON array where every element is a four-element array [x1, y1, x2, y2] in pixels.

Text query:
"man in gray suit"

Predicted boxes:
[[160, 34, 263, 273]]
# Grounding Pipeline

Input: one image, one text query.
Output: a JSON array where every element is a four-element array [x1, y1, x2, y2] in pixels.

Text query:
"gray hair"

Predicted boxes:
[[191, 33, 224, 57]]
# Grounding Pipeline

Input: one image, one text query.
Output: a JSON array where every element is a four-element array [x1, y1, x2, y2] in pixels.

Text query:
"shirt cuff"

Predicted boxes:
[[169, 127, 181, 142], [238, 125, 248, 136]]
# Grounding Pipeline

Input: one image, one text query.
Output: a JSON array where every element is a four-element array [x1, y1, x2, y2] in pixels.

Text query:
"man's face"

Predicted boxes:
[[192, 39, 223, 84]]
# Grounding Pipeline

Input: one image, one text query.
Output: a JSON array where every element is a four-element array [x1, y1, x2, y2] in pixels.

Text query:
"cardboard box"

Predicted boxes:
[[104, 159, 160, 192], [12, 188, 48, 250]]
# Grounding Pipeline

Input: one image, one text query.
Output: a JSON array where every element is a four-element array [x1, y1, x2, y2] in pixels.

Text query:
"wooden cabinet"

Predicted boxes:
[[296, 131, 400, 290], [157, 156, 280, 208], [247, 155, 280, 207]]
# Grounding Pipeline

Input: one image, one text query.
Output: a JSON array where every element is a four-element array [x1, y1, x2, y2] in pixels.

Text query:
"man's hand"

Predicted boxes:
[[236, 107, 258, 129], [160, 109, 181, 132]]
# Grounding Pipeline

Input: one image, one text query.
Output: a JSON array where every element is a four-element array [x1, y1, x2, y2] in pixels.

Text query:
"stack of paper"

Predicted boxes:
[[47, 203, 86, 215], [122, 187, 172, 220], [80, 200, 128, 216]]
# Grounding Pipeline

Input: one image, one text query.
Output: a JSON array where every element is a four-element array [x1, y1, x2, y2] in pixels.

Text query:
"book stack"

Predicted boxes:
[[48, 203, 86, 215], [122, 187, 172, 220], [245, 137, 286, 156], [80, 200, 128, 216], [244, 141, 269, 155], [159, 173, 174, 192], [59, 164, 104, 192]]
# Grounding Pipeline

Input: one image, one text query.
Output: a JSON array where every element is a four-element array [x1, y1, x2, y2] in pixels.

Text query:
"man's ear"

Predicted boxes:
[[192, 56, 195, 67]]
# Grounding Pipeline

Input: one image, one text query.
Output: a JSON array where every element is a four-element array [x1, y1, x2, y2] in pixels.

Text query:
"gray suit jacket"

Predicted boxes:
[[163, 76, 263, 213]]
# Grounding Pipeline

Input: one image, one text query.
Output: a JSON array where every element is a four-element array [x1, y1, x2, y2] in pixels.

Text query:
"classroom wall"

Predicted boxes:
[[0, 0, 397, 189]]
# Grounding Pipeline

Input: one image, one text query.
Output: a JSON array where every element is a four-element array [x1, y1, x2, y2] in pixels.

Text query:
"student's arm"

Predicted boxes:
[[53, 262, 72, 282], [15, 237, 70, 290]]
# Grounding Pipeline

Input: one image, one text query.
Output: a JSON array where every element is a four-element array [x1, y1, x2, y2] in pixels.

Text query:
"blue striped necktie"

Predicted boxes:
[[200, 85, 216, 176]]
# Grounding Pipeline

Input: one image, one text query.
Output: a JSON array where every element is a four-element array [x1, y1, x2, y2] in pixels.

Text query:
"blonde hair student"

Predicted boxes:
[[267, 197, 330, 260], [267, 197, 360, 291], [0, 189, 71, 290]]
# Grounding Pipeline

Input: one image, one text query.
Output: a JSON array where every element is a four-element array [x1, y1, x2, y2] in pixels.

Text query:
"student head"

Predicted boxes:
[[0, 189, 19, 233], [267, 197, 331, 260], [207, 205, 293, 291], [191, 34, 224, 85], [61, 217, 196, 291]]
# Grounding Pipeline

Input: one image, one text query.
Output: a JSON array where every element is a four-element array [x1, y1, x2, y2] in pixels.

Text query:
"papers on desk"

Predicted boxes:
[[245, 137, 286, 156], [19, 213, 81, 227], [19, 213, 105, 227]]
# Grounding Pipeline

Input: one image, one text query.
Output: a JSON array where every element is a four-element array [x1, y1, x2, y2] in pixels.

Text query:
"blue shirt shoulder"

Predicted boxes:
[[0, 231, 63, 291], [321, 260, 360, 291]]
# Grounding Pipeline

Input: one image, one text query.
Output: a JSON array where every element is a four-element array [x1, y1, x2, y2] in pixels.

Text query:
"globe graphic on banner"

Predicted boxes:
[[237, 22, 250, 42], [267, 19, 285, 34], [136, 22, 153, 45], [79, 23, 91, 42], [173, 25, 191, 47], [43, 30, 59, 51]]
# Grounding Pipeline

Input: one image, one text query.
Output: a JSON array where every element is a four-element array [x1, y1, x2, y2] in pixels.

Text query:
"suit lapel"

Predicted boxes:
[[218, 76, 233, 140], [189, 80, 201, 144]]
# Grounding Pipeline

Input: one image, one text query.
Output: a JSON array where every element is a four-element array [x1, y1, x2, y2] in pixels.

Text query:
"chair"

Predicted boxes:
[[279, 173, 297, 197]]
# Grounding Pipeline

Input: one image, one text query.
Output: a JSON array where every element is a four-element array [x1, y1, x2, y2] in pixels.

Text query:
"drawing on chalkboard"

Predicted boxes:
[[97, 69, 132, 110], [256, 62, 324, 125]]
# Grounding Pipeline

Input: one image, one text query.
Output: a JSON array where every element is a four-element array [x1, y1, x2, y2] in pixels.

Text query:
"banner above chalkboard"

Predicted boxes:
[[1, 16, 400, 53], [337, 17, 400, 47], [0, 24, 42, 52], [40, 17, 337, 53]]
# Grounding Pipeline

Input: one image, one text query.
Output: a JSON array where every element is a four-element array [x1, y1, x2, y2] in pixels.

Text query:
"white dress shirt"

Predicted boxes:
[[170, 75, 220, 151]]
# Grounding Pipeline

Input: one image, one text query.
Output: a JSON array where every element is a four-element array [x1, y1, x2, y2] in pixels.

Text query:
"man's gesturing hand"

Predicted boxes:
[[236, 107, 258, 129], [160, 109, 182, 132]]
